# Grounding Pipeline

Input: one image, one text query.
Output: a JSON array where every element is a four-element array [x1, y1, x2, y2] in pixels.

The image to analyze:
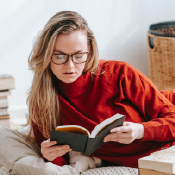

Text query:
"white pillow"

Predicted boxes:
[[0, 126, 79, 175]]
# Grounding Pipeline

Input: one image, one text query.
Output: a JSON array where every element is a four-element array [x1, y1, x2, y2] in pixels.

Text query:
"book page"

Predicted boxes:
[[56, 125, 90, 137], [151, 146, 175, 162], [90, 113, 124, 138]]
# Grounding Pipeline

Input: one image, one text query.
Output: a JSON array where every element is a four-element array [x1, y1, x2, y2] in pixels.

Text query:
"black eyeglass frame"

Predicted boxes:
[[51, 51, 89, 65]]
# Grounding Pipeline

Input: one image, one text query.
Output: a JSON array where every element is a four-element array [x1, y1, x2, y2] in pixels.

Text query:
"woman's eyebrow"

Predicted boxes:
[[53, 50, 64, 54], [53, 50, 83, 54]]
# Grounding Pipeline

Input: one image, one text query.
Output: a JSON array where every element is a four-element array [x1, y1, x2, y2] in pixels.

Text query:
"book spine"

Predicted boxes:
[[139, 168, 171, 175], [0, 99, 8, 108], [0, 115, 9, 119], [84, 138, 95, 156], [0, 90, 11, 97], [0, 96, 7, 100], [0, 107, 9, 116], [0, 76, 15, 91]]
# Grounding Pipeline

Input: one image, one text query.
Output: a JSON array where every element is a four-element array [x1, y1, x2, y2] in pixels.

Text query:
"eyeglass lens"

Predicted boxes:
[[52, 53, 88, 65]]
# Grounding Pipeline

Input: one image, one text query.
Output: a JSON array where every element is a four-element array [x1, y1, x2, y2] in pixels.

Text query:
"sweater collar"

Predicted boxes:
[[57, 72, 91, 96]]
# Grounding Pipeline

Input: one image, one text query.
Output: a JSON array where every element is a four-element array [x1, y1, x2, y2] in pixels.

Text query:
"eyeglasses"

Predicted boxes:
[[51, 52, 89, 65]]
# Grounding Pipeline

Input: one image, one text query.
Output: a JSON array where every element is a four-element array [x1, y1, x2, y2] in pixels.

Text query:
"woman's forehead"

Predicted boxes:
[[53, 30, 88, 54]]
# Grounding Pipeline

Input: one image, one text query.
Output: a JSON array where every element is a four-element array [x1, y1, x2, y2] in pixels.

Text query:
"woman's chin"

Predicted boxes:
[[60, 77, 78, 84], [60, 73, 82, 84]]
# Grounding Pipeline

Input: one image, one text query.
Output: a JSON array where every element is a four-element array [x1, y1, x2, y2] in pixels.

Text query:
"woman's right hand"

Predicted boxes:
[[41, 139, 72, 161]]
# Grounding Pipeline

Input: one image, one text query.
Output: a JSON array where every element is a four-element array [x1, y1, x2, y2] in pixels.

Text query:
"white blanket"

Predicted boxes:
[[0, 126, 138, 175], [0, 126, 79, 175]]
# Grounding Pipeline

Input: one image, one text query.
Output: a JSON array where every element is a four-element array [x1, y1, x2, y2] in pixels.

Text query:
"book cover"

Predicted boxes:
[[50, 113, 125, 156], [0, 90, 11, 97], [0, 75, 15, 91], [138, 146, 175, 174], [139, 168, 172, 175], [0, 107, 8, 116], [0, 115, 9, 119]]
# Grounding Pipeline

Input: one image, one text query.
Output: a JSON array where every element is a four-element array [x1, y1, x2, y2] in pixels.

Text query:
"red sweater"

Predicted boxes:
[[32, 60, 175, 168]]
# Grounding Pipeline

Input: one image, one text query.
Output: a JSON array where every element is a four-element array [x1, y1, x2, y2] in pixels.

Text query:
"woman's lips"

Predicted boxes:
[[63, 72, 76, 76], [63, 72, 74, 74]]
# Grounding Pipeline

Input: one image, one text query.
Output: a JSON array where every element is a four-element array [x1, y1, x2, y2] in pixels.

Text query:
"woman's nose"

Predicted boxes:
[[64, 56, 75, 68]]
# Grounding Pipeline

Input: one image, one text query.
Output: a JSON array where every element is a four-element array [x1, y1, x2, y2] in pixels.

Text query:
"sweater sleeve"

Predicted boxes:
[[117, 63, 175, 142], [160, 89, 175, 105], [31, 121, 68, 166]]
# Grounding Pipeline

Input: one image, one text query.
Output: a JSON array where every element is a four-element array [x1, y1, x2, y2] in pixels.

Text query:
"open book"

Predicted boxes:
[[50, 113, 125, 156], [138, 145, 175, 174]]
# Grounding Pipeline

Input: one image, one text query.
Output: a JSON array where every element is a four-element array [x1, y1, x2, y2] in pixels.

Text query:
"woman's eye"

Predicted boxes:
[[75, 53, 83, 59], [55, 55, 65, 59]]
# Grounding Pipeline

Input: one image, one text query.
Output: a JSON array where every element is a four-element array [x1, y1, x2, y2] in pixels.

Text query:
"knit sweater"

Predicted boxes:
[[32, 59, 175, 168]]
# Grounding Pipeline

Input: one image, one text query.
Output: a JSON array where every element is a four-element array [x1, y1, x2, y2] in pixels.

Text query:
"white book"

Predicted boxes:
[[0, 99, 8, 108], [0, 75, 15, 91], [0, 90, 11, 97], [138, 146, 175, 174]]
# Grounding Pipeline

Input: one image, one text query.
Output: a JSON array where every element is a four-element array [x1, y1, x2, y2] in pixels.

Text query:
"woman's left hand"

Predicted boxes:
[[103, 122, 144, 144]]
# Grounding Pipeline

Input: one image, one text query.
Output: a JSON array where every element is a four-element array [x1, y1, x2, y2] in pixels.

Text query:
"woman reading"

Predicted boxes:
[[27, 11, 175, 168]]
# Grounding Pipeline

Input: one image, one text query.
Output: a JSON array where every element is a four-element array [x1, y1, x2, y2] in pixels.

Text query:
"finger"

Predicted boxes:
[[104, 132, 132, 142], [41, 139, 57, 148], [47, 150, 71, 161], [45, 148, 71, 159], [52, 145, 72, 153], [110, 125, 132, 133], [104, 133, 134, 144], [45, 145, 71, 154]]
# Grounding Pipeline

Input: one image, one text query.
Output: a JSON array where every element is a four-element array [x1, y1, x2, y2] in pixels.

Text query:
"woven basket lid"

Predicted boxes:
[[149, 21, 175, 37]]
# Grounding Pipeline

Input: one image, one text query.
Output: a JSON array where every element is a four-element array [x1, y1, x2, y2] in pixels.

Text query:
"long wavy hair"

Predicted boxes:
[[26, 11, 99, 139]]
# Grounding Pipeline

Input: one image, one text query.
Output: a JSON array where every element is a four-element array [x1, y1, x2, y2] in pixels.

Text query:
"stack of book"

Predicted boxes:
[[0, 74, 15, 120], [138, 146, 175, 175]]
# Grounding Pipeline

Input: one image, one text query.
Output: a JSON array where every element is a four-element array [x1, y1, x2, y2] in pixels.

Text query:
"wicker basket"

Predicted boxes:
[[148, 31, 175, 91]]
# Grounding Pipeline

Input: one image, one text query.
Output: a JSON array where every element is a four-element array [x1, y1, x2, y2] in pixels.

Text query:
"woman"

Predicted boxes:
[[27, 11, 175, 168]]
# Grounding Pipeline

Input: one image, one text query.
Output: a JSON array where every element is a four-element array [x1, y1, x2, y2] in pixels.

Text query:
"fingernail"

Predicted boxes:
[[112, 129, 118, 133], [65, 145, 70, 149]]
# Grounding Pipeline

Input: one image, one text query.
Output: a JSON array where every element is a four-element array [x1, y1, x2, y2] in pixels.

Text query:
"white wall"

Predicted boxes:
[[0, 0, 175, 116]]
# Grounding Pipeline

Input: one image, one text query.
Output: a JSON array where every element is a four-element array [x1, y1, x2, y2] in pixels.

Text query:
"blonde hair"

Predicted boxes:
[[27, 11, 99, 139]]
